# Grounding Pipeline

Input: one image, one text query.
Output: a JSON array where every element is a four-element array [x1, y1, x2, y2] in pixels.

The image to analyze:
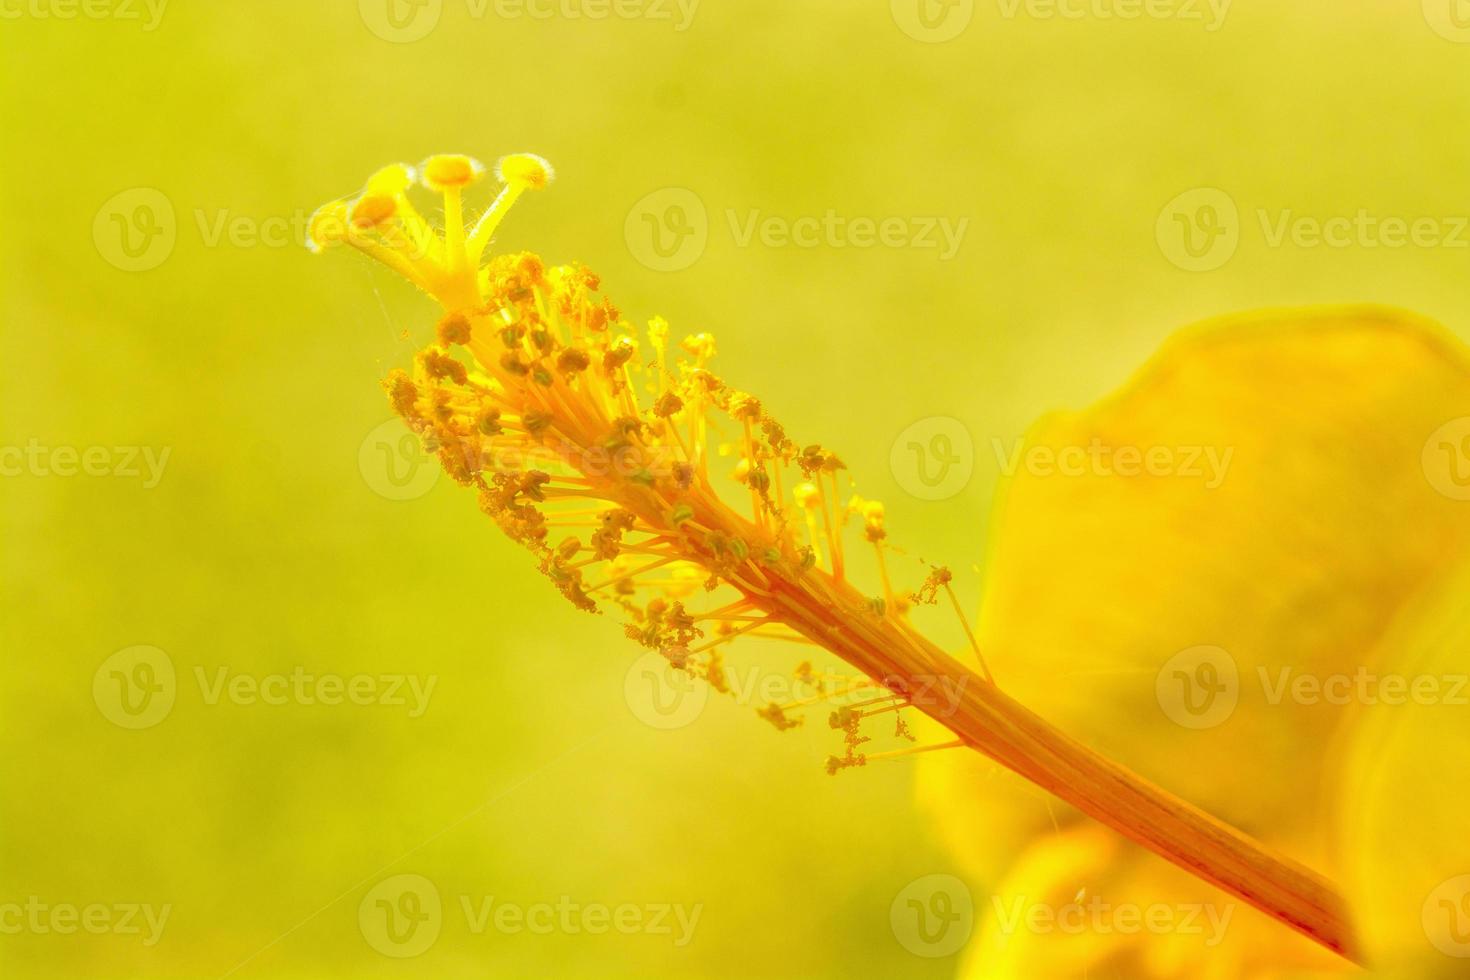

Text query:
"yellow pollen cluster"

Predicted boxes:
[[311, 151, 975, 767]]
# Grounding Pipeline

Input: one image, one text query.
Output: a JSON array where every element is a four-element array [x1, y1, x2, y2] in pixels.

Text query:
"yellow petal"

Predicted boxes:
[[1332, 558, 1470, 975], [958, 824, 1128, 978], [918, 305, 1470, 971], [959, 837, 1346, 980]]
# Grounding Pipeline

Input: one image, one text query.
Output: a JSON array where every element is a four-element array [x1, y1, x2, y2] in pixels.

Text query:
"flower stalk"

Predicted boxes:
[[310, 152, 1360, 963]]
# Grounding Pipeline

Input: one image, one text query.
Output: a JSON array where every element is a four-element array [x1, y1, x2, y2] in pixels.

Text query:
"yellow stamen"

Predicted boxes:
[[311, 151, 1364, 965], [943, 579, 994, 683], [466, 153, 554, 266], [863, 740, 964, 763]]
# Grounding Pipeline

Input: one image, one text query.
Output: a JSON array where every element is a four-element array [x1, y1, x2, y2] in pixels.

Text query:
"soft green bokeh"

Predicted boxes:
[[3, 2, 1470, 977]]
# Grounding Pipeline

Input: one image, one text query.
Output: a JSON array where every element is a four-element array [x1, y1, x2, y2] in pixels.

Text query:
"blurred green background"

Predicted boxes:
[[4, 1, 1470, 976]]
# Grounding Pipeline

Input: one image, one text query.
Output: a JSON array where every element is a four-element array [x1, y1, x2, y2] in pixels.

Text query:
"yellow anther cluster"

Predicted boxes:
[[307, 152, 554, 311], [313, 152, 963, 772], [420, 153, 484, 191]]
